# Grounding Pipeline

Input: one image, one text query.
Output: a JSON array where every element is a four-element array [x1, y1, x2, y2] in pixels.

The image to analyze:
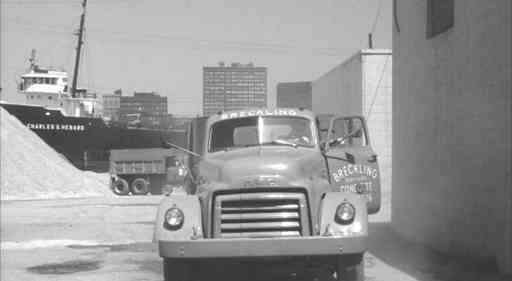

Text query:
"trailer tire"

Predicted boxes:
[[163, 258, 193, 281], [131, 178, 149, 195], [336, 254, 364, 281], [112, 178, 130, 196]]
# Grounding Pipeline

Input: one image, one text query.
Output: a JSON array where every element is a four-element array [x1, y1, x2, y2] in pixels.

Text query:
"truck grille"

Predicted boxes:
[[213, 192, 310, 238]]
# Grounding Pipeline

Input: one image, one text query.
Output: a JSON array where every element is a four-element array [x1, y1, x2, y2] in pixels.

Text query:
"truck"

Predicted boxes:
[[110, 148, 187, 195], [154, 108, 381, 281]]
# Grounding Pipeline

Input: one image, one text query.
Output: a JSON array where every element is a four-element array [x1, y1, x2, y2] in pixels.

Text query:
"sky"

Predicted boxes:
[[1, 0, 391, 116]]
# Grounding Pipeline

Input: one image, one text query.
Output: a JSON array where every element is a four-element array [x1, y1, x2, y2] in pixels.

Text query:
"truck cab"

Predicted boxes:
[[154, 108, 380, 281]]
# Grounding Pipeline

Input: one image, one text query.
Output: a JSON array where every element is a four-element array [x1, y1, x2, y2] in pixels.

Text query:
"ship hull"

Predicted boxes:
[[1, 102, 187, 172]]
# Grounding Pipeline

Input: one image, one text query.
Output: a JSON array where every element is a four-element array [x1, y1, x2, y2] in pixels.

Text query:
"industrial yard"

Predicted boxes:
[[1, 108, 508, 281]]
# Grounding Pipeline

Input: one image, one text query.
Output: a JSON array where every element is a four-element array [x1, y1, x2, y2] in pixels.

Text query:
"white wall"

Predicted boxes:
[[393, 0, 511, 273], [362, 51, 392, 221], [312, 52, 363, 116], [313, 49, 393, 221]]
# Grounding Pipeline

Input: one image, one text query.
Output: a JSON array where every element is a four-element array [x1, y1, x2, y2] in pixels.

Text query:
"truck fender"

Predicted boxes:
[[318, 192, 368, 237], [153, 194, 203, 242]]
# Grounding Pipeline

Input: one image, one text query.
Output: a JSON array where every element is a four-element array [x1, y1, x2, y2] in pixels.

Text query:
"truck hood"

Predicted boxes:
[[198, 146, 325, 186]]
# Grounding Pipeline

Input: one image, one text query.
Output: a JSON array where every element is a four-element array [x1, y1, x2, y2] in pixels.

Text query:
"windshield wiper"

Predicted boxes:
[[261, 139, 298, 148], [221, 140, 307, 151], [329, 128, 361, 146], [218, 144, 259, 152]]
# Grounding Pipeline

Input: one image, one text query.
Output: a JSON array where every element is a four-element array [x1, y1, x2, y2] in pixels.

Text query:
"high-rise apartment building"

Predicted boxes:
[[203, 62, 267, 116]]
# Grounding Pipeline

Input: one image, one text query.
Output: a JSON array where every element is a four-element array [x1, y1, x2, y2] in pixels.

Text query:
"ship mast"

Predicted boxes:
[[71, 0, 87, 98], [29, 49, 36, 71]]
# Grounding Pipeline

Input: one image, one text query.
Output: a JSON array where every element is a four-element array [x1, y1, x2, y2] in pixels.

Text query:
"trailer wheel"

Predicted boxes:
[[163, 258, 193, 281], [112, 178, 130, 196], [336, 254, 364, 281], [131, 178, 149, 195]]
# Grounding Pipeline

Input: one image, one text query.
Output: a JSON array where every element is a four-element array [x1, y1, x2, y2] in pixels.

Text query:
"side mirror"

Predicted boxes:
[[161, 140, 172, 149], [345, 152, 355, 164], [320, 141, 327, 152], [352, 128, 363, 138]]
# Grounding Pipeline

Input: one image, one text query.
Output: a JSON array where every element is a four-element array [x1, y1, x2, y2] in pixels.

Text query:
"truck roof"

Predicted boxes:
[[207, 108, 316, 124]]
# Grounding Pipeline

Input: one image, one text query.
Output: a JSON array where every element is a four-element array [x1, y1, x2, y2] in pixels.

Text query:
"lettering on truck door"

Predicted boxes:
[[323, 116, 381, 214]]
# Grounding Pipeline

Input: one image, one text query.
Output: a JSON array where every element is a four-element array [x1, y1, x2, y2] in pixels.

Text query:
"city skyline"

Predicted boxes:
[[1, 0, 392, 115]]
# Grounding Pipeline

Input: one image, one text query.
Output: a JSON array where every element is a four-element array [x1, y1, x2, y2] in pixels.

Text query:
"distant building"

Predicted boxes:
[[119, 92, 168, 128], [393, 0, 511, 274], [276, 81, 312, 109], [101, 90, 121, 121], [120, 92, 167, 116], [203, 62, 267, 116], [168, 115, 194, 131]]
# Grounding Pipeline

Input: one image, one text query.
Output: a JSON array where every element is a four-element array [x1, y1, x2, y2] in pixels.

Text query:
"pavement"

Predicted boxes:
[[1, 195, 510, 281]]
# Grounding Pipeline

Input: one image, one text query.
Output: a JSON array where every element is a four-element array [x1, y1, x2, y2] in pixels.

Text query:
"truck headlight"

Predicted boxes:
[[164, 207, 184, 230], [335, 202, 355, 225]]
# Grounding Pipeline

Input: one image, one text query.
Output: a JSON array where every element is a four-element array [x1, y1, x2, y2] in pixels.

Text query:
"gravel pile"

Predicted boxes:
[[0, 107, 111, 200]]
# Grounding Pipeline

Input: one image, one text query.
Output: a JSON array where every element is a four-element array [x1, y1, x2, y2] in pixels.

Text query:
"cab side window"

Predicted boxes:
[[331, 117, 367, 147]]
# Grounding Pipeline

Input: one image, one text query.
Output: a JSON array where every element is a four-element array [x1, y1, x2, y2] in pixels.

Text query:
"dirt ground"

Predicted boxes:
[[1, 196, 510, 281]]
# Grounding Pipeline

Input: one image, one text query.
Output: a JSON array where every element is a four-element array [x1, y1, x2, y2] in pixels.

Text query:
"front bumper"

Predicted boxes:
[[159, 235, 367, 258]]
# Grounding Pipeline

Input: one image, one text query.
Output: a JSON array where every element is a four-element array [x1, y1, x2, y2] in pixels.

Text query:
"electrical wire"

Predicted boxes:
[[4, 15, 351, 57], [366, 55, 390, 119], [1, 0, 139, 5], [370, 0, 383, 35], [393, 0, 401, 32]]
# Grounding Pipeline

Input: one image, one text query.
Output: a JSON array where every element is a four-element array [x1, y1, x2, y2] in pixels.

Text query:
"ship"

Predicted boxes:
[[0, 0, 187, 172]]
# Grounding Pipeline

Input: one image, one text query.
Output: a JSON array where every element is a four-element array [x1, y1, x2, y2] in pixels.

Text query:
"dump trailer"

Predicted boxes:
[[154, 108, 381, 281], [110, 148, 187, 195]]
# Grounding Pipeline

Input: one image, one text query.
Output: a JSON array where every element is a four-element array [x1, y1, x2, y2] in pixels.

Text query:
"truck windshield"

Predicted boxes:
[[209, 116, 315, 152]]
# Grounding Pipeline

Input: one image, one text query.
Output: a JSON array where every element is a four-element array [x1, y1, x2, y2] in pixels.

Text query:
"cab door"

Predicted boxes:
[[323, 116, 380, 214]]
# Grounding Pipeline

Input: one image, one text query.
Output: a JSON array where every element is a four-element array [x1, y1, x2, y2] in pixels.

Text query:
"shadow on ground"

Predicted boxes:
[[368, 223, 511, 281]]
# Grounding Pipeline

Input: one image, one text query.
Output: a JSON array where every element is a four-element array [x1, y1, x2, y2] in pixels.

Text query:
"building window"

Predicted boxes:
[[427, 0, 454, 38]]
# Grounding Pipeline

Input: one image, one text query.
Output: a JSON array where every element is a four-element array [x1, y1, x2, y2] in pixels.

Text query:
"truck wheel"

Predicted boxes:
[[163, 258, 192, 281], [112, 178, 130, 195], [336, 254, 364, 281], [131, 178, 149, 195]]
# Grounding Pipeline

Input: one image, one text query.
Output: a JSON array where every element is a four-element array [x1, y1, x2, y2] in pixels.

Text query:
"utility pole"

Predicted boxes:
[[71, 0, 87, 97]]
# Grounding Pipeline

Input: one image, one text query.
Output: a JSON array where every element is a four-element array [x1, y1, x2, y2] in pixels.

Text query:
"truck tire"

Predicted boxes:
[[112, 178, 130, 196], [131, 178, 149, 195], [336, 254, 364, 281], [163, 258, 192, 281]]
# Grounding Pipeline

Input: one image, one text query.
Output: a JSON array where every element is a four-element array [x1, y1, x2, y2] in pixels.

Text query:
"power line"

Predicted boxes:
[[370, 0, 383, 34], [1, 0, 144, 6], [366, 55, 390, 119], [368, 0, 383, 48], [4, 16, 353, 56], [1, 1, 79, 6]]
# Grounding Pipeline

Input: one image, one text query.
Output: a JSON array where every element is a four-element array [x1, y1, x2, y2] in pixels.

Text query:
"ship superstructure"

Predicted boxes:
[[19, 50, 100, 118]]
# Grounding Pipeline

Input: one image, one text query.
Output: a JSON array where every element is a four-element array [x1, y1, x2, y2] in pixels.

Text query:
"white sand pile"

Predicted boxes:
[[0, 107, 111, 200]]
